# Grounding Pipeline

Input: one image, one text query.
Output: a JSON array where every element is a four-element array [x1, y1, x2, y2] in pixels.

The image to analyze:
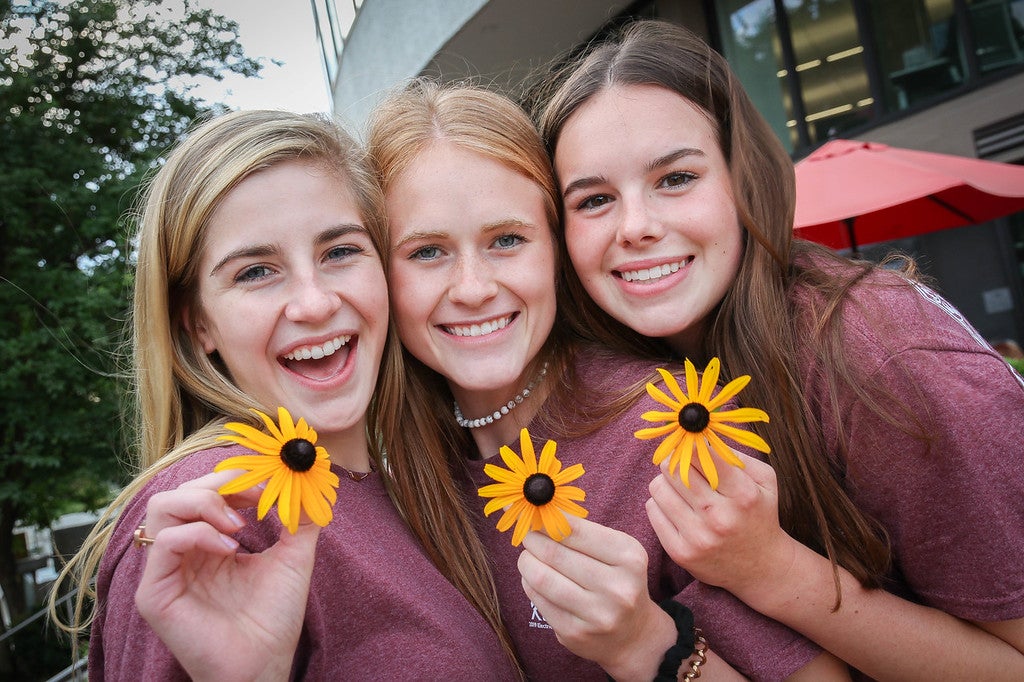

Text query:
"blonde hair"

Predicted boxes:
[[48, 109, 406, 647]]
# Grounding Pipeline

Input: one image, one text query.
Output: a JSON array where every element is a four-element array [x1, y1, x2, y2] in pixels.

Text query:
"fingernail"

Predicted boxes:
[[225, 509, 245, 528], [220, 534, 239, 550]]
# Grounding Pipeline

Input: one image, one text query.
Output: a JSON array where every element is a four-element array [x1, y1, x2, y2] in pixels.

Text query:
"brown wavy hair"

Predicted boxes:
[[534, 19, 907, 603]]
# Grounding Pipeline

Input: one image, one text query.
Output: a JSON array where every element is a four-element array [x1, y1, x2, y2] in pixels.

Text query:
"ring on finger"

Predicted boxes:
[[133, 523, 156, 548]]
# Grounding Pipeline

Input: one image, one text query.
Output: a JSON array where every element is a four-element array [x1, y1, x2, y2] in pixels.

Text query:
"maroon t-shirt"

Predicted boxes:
[[794, 269, 1024, 623], [465, 348, 824, 681], [91, 445, 520, 681]]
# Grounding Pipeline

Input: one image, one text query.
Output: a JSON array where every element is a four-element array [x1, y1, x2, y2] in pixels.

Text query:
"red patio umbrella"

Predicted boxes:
[[793, 139, 1024, 254]]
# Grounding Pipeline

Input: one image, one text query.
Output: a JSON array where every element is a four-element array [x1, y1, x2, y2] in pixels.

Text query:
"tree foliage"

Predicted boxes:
[[0, 0, 263, 624]]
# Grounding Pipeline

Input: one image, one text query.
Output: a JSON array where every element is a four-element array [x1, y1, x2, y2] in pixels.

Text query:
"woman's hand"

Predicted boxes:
[[134, 470, 320, 682], [518, 516, 745, 681], [646, 451, 798, 609]]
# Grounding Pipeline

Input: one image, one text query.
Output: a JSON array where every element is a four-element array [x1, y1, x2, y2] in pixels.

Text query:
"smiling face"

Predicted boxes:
[[193, 159, 388, 450], [386, 141, 557, 416], [554, 84, 744, 355]]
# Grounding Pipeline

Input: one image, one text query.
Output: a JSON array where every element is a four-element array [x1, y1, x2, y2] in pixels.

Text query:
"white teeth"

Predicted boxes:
[[621, 260, 684, 283], [444, 316, 512, 338], [283, 335, 350, 361]]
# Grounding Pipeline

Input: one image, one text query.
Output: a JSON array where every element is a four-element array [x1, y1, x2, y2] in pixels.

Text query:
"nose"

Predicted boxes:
[[447, 255, 499, 307], [284, 272, 342, 323], [616, 193, 665, 247]]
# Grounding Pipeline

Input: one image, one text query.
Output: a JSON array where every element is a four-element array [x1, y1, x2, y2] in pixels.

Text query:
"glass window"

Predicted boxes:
[[967, 0, 1024, 73], [784, 0, 872, 145], [868, 0, 963, 111], [715, 0, 798, 152]]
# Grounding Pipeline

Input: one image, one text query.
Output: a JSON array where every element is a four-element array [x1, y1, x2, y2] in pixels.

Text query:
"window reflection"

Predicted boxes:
[[784, 0, 871, 145], [715, 0, 797, 151], [869, 0, 963, 111]]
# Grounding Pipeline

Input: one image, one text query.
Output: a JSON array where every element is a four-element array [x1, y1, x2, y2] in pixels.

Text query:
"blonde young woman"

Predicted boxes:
[[47, 110, 521, 680], [536, 19, 1024, 681], [367, 79, 851, 682]]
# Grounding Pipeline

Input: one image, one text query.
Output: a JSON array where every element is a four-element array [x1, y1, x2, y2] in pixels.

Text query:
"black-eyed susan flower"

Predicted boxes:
[[478, 428, 587, 547], [635, 358, 770, 490], [214, 406, 340, 534]]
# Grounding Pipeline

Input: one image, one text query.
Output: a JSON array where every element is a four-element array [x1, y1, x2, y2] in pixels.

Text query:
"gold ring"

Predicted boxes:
[[133, 523, 155, 548]]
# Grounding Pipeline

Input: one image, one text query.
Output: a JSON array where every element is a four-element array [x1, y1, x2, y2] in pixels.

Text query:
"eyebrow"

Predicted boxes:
[[392, 218, 538, 251], [209, 222, 366, 276], [560, 147, 707, 199]]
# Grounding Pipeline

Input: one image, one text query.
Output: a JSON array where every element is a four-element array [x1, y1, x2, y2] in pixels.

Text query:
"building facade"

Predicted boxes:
[[313, 0, 1024, 344]]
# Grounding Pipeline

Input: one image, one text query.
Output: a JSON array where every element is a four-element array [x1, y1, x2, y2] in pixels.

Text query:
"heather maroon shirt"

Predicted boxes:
[[793, 266, 1024, 625], [91, 445, 520, 681], [465, 347, 824, 682]]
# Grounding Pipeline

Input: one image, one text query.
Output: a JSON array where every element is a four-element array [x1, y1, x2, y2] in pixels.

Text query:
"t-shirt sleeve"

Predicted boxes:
[[90, 491, 190, 681], [676, 580, 824, 681], [846, 345, 1024, 621]]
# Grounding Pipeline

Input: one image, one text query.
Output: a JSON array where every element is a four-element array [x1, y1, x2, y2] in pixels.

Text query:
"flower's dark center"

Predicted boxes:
[[280, 438, 317, 472], [523, 473, 556, 506], [678, 403, 710, 433]]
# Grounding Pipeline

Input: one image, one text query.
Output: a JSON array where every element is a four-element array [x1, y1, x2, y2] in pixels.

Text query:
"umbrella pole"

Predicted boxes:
[[845, 217, 861, 259]]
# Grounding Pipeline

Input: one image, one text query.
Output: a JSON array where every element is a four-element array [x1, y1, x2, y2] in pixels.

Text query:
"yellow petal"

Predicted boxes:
[[712, 422, 772, 453], [519, 429, 538, 474], [645, 381, 681, 410], [551, 496, 589, 519], [707, 374, 751, 411], [277, 470, 294, 531], [497, 498, 529, 532], [482, 464, 523, 486], [705, 429, 746, 468], [640, 410, 680, 423], [672, 434, 696, 486], [698, 357, 721, 402], [219, 424, 284, 455], [479, 482, 523, 500], [552, 485, 586, 502], [538, 439, 558, 476], [484, 494, 524, 516], [498, 445, 528, 477], [710, 407, 769, 424], [658, 367, 689, 405], [216, 465, 277, 495], [301, 475, 333, 527], [695, 436, 720, 490], [258, 469, 289, 519], [254, 409, 285, 443], [539, 505, 571, 542], [214, 454, 275, 471], [652, 427, 685, 466], [511, 505, 537, 546], [287, 474, 302, 534], [684, 358, 700, 400], [635, 423, 678, 440], [276, 406, 297, 441], [552, 462, 585, 486]]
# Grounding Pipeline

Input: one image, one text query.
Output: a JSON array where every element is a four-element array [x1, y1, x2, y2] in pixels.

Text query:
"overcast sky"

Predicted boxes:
[[192, 0, 332, 114]]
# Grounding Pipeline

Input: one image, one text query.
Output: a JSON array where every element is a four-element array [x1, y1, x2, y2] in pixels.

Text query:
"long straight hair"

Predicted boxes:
[[536, 20, 899, 601], [48, 109, 408, 647]]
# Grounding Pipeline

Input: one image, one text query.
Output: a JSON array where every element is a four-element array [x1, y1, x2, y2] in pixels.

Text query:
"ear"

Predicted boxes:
[[181, 303, 217, 355]]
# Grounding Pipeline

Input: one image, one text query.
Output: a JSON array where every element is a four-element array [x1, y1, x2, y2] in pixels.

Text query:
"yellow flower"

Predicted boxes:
[[634, 358, 770, 490], [214, 407, 340, 534], [478, 428, 588, 547]]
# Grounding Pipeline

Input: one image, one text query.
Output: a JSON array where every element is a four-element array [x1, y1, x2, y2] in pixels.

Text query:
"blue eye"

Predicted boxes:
[[494, 233, 524, 249], [235, 265, 273, 283], [327, 245, 361, 261], [410, 245, 441, 261]]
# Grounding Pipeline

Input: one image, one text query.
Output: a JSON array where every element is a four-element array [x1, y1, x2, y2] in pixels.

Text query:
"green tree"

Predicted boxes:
[[0, 0, 261, 650]]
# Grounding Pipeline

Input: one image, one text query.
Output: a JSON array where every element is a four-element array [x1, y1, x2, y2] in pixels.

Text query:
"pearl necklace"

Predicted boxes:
[[453, 362, 549, 429]]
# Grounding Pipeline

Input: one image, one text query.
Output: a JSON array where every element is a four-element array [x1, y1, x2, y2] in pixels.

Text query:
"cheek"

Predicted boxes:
[[564, 221, 601, 277]]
